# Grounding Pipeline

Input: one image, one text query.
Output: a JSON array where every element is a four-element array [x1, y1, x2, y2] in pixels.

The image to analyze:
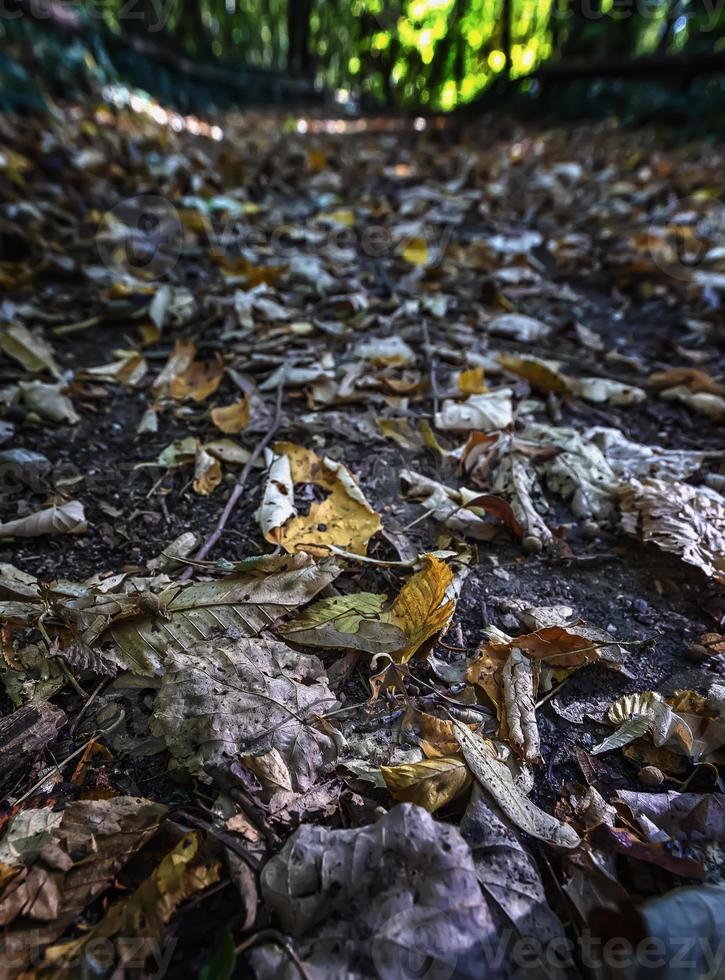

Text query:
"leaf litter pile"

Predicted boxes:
[[0, 105, 724, 979]]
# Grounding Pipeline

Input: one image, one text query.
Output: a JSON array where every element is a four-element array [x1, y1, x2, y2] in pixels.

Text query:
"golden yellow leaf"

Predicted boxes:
[[384, 555, 455, 663], [402, 236, 429, 266], [262, 442, 381, 556], [458, 367, 488, 395], [498, 353, 571, 395], [381, 755, 471, 812], [211, 398, 250, 434], [152, 338, 196, 396], [307, 149, 327, 172]]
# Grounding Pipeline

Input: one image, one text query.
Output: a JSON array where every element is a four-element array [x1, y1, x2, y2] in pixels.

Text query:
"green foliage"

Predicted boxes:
[[2, 0, 725, 112]]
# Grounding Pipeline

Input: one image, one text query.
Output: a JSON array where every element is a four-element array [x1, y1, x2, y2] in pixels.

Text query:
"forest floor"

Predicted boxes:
[[0, 101, 724, 980]]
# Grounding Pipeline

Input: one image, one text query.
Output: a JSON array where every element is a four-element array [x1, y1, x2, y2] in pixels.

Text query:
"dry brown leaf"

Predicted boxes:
[[619, 478, 725, 582], [192, 446, 222, 496], [502, 649, 541, 763], [169, 354, 225, 402], [649, 367, 725, 397]]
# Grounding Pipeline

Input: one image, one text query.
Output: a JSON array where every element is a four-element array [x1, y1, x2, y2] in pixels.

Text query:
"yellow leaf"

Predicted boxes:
[[381, 755, 470, 812], [498, 353, 571, 395], [262, 442, 381, 556], [38, 834, 219, 978], [402, 236, 429, 266], [308, 149, 327, 172], [169, 355, 225, 402], [384, 555, 455, 663], [152, 338, 196, 395], [193, 447, 222, 495], [458, 367, 488, 395], [211, 398, 250, 434]]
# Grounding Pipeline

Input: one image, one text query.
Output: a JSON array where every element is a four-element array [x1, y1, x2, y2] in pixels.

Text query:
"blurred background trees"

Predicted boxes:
[[3, 0, 725, 112]]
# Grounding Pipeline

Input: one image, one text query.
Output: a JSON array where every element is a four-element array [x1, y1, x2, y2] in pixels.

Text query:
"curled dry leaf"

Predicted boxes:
[[0, 500, 87, 538], [381, 755, 471, 812], [487, 313, 550, 342], [659, 385, 725, 419], [151, 636, 340, 789], [401, 469, 522, 541], [18, 381, 79, 424], [618, 478, 725, 582], [0, 322, 60, 377], [502, 649, 541, 762], [435, 388, 513, 432], [452, 719, 581, 848], [192, 445, 222, 496]]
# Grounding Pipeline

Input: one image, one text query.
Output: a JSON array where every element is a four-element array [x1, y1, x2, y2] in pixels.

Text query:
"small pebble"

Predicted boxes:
[[632, 598, 648, 615], [638, 766, 664, 787], [499, 613, 520, 632], [581, 520, 599, 540], [523, 535, 543, 554]]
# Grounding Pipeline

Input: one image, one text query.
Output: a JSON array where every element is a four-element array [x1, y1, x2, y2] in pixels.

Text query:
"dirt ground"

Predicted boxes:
[[1, 107, 724, 978]]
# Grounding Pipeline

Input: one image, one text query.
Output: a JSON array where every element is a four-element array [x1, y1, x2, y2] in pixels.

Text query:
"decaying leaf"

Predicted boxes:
[[252, 804, 494, 980], [502, 649, 541, 762], [461, 786, 569, 979], [18, 381, 79, 424], [36, 833, 220, 979], [381, 755, 471, 812], [0, 323, 60, 377], [151, 636, 340, 789], [99, 554, 342, 675], [0, 797, 166, 975], [279, 592, 406, 653], [383, 554, 455, 663], [259, 442, 381, 555], [401, 469, 523, 541], [593, 691, 695, 756], [452, 719, 581, 848], [618, 478, 725, 582], [435, 388, 513, 432], [498, 353, 571, 394], [0, 501, 87, 538]]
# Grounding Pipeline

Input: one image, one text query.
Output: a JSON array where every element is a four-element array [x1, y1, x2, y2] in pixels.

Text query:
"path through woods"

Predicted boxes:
[[0, 104, 724, 979]]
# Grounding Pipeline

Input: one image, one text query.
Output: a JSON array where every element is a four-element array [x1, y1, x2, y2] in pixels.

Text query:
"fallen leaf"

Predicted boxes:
[[383, 554, 455, 663], [151, 636, 340, 789], [452, 720, 580, 848], [435, 388, 513, 431], [381, 755, 471, 812], [18, 382, 78, 424], [97, 554, 342, 675], [279, 592, 406, 653], [0, 323, 60, 377], [498, 354, 571, 395], [0, 501, 87, 538], [253, 804, 493, 979], [211, 398, 250, 433], [260, 442, 381, 556], [618, 478, 725, 582]]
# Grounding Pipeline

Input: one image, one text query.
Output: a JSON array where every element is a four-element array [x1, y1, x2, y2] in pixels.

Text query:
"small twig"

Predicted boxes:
[[14, 721, 122, 806], [236, 929, 312, 980], [421, 318, 440, 416], [179, 372, 285, 581], [69, 678, 109, 736]]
